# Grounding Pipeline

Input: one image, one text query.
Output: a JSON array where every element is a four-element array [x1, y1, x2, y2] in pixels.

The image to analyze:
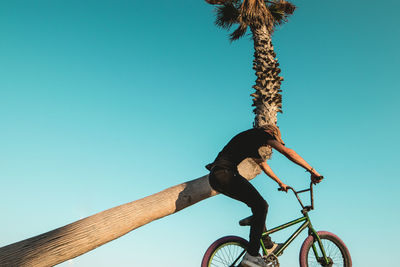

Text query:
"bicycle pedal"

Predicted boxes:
[[239, 216, 252, 226]]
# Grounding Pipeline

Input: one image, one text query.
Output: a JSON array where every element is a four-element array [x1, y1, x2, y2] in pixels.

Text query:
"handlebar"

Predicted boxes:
[[278, 182, 315, 212], [278, 186, 293, 192]]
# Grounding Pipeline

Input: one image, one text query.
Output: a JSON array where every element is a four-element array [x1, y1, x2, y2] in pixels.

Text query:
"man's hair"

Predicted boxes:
[[259, 124, 285, 145]]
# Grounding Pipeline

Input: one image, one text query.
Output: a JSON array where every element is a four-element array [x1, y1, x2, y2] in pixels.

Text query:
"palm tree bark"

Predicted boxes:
[[251, 24, 282, 128], [0, 161, 259, 266]]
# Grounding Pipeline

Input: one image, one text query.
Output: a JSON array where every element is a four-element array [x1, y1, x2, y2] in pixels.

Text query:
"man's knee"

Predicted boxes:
[[261, 199, 269, 213], [252, 199, 268, 214]]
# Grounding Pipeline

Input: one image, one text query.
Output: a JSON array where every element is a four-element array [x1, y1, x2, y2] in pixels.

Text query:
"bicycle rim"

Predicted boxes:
[[208, 241, 246, 267]]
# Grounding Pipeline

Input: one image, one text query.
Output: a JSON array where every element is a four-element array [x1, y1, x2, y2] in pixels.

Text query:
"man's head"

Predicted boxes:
[[260, 124, 285, 145]]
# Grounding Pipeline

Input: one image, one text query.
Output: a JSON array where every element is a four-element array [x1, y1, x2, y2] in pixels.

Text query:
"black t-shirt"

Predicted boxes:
[[210, 128, 274, 169]]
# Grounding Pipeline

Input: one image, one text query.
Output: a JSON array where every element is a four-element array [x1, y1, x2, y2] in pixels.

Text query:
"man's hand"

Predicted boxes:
[[279, 183, 289, 192], [311, 174, 324, 184]]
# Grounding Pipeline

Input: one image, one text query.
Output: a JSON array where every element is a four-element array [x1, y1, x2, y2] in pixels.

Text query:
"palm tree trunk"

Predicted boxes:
[[0, 171, 257, 266], [251, 24, 283, 128]]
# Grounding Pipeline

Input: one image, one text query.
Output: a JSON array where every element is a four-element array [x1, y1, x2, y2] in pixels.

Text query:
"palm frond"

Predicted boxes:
[[267, 0, 296, 26], [229, 23, 248, 41], [210, 0, 295, 40], [240, 0, 273, 29], [205, 0, 231, 5], [215, 2, 240, 29]]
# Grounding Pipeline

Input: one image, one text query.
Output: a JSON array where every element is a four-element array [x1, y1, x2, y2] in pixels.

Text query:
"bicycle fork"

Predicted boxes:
[[307, 216, 331, 266]]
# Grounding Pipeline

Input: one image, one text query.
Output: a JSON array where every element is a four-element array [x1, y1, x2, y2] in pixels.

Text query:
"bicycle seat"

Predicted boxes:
[[239, 215, 253, 226]]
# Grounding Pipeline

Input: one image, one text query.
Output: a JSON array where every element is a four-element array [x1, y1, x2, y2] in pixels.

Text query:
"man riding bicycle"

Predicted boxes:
[[207, 125, 323, 267]]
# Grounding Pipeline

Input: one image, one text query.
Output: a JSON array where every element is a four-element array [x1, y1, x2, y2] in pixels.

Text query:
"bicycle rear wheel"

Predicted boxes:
[[299, 231, 352, 267], [201, 236, 248, 267]]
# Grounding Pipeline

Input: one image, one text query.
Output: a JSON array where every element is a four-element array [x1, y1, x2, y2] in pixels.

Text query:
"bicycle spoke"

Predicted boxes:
[[308, 239, 345, 267], [227, 244, 233, 262], [323, 240, 344, 266], [215, 249, 229, 264], [223, 245, 231, 262], [209, 242, 246, 267]]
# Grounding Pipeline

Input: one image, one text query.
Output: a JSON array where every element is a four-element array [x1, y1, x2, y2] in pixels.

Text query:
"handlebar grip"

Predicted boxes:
[[311, 175, 324, 184], [311, 175, 323, 179], [278, 186, 293, 192]]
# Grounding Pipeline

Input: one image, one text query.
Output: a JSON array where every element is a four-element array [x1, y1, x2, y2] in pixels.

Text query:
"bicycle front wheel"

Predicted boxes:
[[201, 235, 248, 267], [299, 231, 352, 267]]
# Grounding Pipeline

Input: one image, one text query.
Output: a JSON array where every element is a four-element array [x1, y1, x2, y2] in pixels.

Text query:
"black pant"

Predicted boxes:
[[208, 166, 268, 256]]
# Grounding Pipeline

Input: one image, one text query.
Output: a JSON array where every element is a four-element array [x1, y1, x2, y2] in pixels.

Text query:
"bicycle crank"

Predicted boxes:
[[263, 254, 279, 267]]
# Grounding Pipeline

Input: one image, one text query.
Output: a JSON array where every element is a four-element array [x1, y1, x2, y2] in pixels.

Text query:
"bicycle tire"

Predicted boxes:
[[201, 235, 248, 267], [299, 231, 352, 267]]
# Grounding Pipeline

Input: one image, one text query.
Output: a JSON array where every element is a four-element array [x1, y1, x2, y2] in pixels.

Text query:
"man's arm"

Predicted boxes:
[[254, 158, 289, 191], [266, 139, 323, 182]]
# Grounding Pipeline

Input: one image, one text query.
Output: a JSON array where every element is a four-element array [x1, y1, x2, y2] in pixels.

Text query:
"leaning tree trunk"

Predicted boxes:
[[0, 15, 286, 267], [0, 161, 260, 266], [240, 24, 284, 179]]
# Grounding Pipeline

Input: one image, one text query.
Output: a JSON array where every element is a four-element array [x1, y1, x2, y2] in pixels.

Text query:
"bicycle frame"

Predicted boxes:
[[257, 183, 331, 265]]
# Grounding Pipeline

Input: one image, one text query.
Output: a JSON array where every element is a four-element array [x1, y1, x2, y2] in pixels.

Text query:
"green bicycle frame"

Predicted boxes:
[[222, 183, 331, 266], [252, 182, 330, 265], [259, 213, 330, 265]]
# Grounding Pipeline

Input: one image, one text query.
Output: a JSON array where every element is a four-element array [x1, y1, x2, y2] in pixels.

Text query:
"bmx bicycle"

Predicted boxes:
[[201, 182, 352, 267]]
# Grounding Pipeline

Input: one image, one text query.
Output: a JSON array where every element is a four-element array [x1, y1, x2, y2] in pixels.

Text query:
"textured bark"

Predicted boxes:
[[0, 172, 256, 266], [251, 24, 283, 128]]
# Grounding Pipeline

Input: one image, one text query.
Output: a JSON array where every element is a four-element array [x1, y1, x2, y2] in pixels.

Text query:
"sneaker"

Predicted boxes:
[[240, 252, 269, 267], [261, 235, 274, 249], [265, 242, 283, 256]]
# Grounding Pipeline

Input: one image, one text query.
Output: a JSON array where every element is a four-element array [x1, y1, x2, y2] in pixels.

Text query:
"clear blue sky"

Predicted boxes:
[[1, 0, 399, 266]]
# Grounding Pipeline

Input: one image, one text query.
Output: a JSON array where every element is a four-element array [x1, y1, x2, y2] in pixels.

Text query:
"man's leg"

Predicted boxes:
[[209, 168, 268, 256]]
